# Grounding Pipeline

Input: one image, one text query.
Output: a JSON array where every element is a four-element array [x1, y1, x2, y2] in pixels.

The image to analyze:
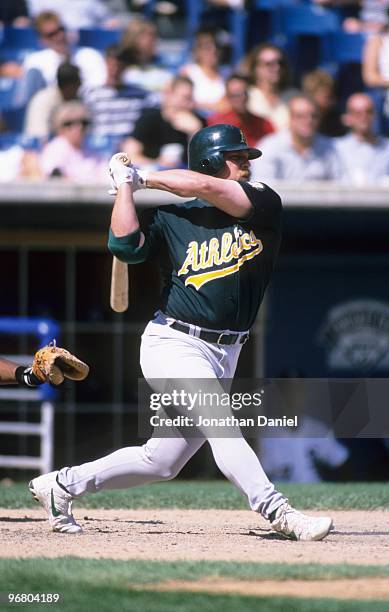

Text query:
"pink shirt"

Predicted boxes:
[[40, 136, 108, 182]]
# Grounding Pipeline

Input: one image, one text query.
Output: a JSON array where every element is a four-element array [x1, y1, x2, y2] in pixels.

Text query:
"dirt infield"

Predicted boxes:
[[1, 508, 388, 567], [136, 577, 389, 600]]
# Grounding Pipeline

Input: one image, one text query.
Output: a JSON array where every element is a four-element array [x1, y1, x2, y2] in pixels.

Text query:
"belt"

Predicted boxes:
[[170, 321, 249, 345]]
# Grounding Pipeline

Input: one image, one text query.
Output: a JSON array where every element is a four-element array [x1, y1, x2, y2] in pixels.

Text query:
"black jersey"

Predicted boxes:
[[109, 181, 282, 331]]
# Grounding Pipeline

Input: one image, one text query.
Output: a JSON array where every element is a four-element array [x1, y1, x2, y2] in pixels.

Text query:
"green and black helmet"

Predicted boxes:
[[188, 124, 262, 175]]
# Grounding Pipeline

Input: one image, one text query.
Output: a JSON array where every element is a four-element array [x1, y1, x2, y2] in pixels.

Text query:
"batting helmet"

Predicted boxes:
[[188, 124, 262, 175]]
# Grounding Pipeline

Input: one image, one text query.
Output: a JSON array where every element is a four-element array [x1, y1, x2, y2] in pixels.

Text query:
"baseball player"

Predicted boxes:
[[29, 124, 333, 540]]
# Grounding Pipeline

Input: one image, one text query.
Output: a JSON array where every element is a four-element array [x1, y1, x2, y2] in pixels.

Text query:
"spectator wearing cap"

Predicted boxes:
[[335, 92, 389, 184], [251, 94, 342, 181], [39, 101, 108, 181], [24, 62, 81, 140], [82, 45, 157, 141], [17, 11, 106, 105], [302, 69, 347, 137], [122, 75, 205, 169], [207, 74, 275, 147]]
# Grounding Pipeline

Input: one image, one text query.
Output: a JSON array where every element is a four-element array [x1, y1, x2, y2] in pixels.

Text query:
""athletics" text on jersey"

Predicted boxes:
[[177, 229, 263, 290]]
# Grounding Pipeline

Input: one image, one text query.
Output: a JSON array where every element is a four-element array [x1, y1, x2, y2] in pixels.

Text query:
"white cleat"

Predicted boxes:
[[271, 502, 333, 541], [29, 471, 82, 534]]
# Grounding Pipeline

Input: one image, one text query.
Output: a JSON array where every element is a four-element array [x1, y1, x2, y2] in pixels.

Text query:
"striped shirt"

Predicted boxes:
[[82, 84, 158, 138]]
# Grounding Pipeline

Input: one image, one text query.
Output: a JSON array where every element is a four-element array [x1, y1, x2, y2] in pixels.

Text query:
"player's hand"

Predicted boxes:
[[108, 152, 135, 195], [108, 153, 148, 195]]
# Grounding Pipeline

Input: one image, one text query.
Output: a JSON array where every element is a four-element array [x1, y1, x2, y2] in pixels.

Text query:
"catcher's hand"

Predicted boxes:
[[108, 152, 148, 196], [31, 341, 89, 386]]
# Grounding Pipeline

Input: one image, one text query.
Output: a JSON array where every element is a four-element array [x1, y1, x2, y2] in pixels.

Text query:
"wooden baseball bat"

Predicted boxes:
[[110, 256, 129, 312]]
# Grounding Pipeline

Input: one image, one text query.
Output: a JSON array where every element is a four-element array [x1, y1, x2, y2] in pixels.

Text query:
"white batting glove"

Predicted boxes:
[[108, 152, 149, 195], [108, 152, 135, 195], [133, 168, 149, 192]]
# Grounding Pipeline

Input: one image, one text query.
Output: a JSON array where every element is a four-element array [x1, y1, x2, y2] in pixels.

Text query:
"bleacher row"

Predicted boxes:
[[0, 1, 375, 154]]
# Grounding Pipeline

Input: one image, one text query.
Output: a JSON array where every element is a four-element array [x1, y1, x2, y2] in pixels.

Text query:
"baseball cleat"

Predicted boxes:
[[270, 502, 333, 541], [29, 471, 82, 534]]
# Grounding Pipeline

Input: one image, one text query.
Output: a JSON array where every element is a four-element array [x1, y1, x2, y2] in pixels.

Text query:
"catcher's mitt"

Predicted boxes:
[[32, 341, 89, 386]]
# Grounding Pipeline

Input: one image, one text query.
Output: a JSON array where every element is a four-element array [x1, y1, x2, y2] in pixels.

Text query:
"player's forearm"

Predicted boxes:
[[145, 169, 252, 218], [146, 169, 211, 198], [0, 358, 18, 384], [110, 183, 140, 237]]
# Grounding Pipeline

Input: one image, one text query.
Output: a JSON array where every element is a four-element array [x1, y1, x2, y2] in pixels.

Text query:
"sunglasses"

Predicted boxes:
[[42, 25, 65, 39], [61, 118, 91, 128], [257, 58, 285, 67]]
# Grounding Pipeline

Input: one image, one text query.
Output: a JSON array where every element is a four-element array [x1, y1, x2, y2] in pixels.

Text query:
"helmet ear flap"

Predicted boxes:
[[199, 151, 225, 175]]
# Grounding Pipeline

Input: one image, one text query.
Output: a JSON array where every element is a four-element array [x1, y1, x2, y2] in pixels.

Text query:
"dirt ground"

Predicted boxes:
[[1, 508, 389, 568], [2, 508, 389, 601]]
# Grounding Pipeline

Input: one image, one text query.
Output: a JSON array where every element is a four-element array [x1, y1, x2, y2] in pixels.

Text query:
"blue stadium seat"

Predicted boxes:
[[0, 77, 18, 110], [0, 26, 40, 49], [2, 107, 26, 132], [279, 4, 340, 35], [328, 31, 367, 65], [325, 32, 367, 109], [77, 28, 122, 51], [0, 132, 20, 150], [278, 5, 341, 79], [84, 133, 119, 158], [183, 0, 248, 64]]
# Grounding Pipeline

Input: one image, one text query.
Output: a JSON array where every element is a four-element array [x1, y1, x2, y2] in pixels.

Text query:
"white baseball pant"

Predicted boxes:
[[58, 312, 286, 519]]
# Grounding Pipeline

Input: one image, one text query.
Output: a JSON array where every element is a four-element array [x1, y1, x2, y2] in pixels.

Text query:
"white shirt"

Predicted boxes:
[[23, 47, 106, 88], [182, 64, 226, 107], [26, 0, 112, 29], [251, 130, 342, 181], [24, 85, 62, 139], [334, 132, 389, 185], [122, 65, 173, 93], [247, 87, 295, 131]]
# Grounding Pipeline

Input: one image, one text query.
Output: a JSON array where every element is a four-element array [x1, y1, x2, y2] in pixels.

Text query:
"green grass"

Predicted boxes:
[[1, 481, 388, 510], [1, 559, 389, 612], [1, 591, 387, 612], [0, 559, 388, 611], [2, 558, 389, 585]]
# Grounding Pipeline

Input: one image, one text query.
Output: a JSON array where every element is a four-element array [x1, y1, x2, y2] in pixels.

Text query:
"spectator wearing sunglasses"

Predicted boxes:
[[17, 11, 106, 105], [39, 101, 108, 182], [242, 43, 297, 131], [207, 74, 275, 146]]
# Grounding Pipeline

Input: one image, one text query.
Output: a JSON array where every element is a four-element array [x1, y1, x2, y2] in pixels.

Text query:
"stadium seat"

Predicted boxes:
[[327, 31, 367, 65], [325, 32, 367, 108], [2, 107, 26, 133], [0, 77, 18, 110], [0, 26, 40, 49], [280, 4, 340, 35], [84, 133, 119, 158], [278, 5, 341, 79], [0, 132, 20, 150], [183, 0, 248, 64], [77, 29, 122, 51]]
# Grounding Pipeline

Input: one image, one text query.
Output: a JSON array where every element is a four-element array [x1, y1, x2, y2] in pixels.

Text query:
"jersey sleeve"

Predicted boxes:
[[108, 208, 163, 264], [239, 181, 282, 233]]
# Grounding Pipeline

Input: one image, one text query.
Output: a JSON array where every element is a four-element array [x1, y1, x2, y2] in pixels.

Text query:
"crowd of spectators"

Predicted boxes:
[[0, 3, 389, 184]]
